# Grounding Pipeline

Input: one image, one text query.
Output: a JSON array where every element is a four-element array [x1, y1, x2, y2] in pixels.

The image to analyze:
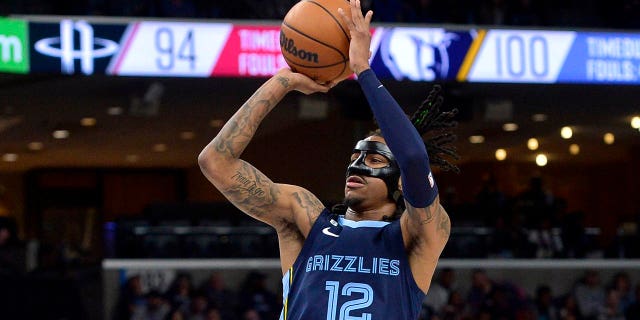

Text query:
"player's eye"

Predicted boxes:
[[366, 155, 388, 167]]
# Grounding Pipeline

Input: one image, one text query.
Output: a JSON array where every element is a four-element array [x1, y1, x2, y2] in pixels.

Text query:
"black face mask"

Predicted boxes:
[[346, 140, 401, 200]]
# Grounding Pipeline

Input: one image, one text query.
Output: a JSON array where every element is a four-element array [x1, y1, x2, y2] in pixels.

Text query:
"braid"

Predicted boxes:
[[410, 84, 460, 173], [359, 85, 460, 220]]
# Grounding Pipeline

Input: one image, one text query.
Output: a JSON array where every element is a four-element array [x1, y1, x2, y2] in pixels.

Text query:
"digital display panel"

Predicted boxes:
[[465, 30, 640, 84], [0, 18, 30, 74], [17, 17, 640, 84]]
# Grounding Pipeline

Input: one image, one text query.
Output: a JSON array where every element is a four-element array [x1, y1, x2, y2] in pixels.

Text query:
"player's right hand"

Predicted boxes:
[[277, 68, 337, 95]]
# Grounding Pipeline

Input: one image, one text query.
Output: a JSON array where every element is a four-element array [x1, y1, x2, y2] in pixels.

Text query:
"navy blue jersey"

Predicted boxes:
[[280, 209, 425, 320]]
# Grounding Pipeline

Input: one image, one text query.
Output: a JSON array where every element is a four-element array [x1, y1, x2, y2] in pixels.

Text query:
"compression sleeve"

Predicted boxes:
[[357, 69, 437, 207]]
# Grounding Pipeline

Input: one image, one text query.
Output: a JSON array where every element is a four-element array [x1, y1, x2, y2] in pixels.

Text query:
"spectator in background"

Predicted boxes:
[[241, 308, 261, 320], [475, 173, 507, 226], [574, 270, 605, 319], [625, 284, 640, 319], [184, 291, 209, 320], [514, 176, 554, 229], [238, 271, 279, 320], [165, 273, 194, 313], [484, 283, 527, 320], [200, 272, 237, 320], [204, 307, 222, 320], [131, 289, 171, 320], [488, 214, 535, 258], [441, 290, 469, 320], [597, 288, 625, 320], [609, 272, 635, 312], [467, 269, 494, 317], [558, 294, 582, 320], [168, 309, 186, 320], [535, 285, 558, 320], [0, 217, 25, 275], [113, 275, 147, 320], [424, 267, 457, 315]]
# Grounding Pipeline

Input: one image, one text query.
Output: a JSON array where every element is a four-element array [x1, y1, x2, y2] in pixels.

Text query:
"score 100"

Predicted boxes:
[[493, 34, 550, 78]]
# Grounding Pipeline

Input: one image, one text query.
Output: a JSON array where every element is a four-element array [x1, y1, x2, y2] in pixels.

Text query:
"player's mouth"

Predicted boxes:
[[346, 175, 366, 188]]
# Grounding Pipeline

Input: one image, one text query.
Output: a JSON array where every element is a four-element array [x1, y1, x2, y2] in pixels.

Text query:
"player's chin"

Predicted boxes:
[[343, 190, 363, 204]]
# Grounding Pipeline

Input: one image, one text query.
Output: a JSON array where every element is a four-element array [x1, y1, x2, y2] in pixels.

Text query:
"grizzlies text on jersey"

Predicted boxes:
[[280, 209, 425, 320]]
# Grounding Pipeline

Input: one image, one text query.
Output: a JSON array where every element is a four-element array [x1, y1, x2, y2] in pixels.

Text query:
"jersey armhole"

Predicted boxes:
[[293, 207, 331, 268], [389, 221, 428, 296]]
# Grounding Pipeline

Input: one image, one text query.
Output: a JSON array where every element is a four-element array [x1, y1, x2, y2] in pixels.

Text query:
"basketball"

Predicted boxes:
[[280, 0, 352, 83]]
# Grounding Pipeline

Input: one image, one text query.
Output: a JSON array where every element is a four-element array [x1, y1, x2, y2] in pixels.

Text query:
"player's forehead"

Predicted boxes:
[[352, 137, 394, 161], [364, 135, 386, 144]]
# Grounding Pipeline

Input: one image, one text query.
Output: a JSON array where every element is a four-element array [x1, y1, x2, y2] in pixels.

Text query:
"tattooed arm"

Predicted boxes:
[[198, 69, 332, 244], [400, 197, 451, 293]]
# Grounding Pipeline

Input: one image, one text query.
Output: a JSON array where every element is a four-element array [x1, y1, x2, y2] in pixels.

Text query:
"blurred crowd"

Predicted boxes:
[[419, 268, 640, 320], [115, 272, 280, 320], [440, 175, 639, 260], [113, 268, 640, 320], [3, 0, 640, 29], [105, 174, 639, 260]]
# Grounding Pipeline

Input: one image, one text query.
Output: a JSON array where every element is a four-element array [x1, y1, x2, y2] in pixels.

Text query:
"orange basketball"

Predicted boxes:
[[280, 0, 352, 83]]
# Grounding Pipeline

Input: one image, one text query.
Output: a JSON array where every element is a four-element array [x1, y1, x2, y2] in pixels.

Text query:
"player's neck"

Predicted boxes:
[[344, 203, 396, 221]]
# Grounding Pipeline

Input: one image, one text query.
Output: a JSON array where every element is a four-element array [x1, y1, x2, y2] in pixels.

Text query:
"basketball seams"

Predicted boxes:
[[306, 0, 351, 44], [281, 23, 349, 81], [281, 22, 348, 63], [280, 0, 352, 82], [282, 52, 347, 69]]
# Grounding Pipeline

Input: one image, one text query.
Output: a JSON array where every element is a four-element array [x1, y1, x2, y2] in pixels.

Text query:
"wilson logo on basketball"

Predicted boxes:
[[280, 31, 319, 64]]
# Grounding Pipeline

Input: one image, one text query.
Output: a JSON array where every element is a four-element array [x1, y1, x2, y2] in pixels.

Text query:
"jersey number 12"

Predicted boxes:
[[325, 281, 373, 320]]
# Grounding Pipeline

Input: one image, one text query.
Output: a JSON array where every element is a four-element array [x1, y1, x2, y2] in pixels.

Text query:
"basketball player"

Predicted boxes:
[[198, 0, 458, 318]]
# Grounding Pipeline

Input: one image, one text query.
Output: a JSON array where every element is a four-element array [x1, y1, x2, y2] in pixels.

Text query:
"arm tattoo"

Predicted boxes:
[[221, 162, 280, 218], [291, 191, 324, 228], [436, 207, 451, 239], [214, 87, 276, 158], [276, 76, 290, 88], [419, 209, 435, 225]]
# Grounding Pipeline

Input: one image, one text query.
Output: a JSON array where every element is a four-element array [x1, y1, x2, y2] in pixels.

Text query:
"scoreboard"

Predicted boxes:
[[3, 16, 640, 84]]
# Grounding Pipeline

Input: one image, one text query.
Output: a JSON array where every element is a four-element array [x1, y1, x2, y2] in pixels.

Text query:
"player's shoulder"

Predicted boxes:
[[278, 183, 326, 234], [278, 184, 325, 211]]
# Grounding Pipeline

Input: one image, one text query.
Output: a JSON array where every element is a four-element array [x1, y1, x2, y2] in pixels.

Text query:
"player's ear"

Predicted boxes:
[[397, 177, 402, 191]]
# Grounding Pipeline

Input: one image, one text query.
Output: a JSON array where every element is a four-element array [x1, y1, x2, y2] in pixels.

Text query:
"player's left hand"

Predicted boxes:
[[338, 0, 374, 76]]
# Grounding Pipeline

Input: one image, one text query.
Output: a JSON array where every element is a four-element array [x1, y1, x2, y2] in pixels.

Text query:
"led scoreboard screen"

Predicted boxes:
[[0, 18, 29, 74], [108, 23, 287, 77], [29, 20, 286, 77], [464, 30, 640, 84], [21, 17, 640, 85]]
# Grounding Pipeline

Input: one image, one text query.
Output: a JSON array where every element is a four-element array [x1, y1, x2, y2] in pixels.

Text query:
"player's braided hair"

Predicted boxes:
[[410, 84, 460, 174], [373, 84, 460, 220], [332, 85, 460, 220]]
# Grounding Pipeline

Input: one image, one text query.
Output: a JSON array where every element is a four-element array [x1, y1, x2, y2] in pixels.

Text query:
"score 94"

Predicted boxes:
[[155, 27, 196, 70]]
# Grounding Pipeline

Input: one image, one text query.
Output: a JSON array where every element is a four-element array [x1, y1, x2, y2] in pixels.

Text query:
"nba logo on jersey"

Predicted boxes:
[[428, 172, 435, 188]]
